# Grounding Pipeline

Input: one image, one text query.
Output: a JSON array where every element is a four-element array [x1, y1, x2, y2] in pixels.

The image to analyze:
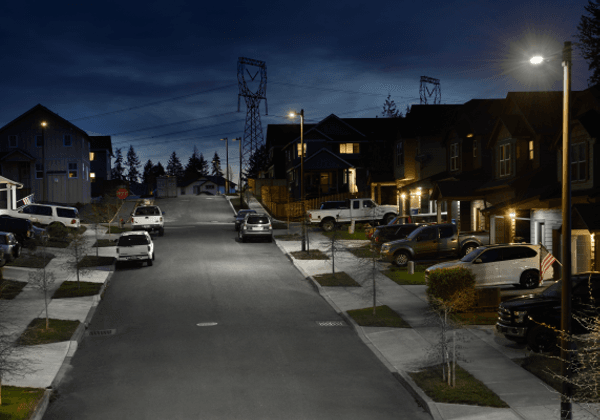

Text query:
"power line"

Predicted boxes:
[[106, 111, 238, 136]]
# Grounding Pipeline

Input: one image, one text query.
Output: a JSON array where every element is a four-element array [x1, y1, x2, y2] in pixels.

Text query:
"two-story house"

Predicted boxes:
[[89, 135, 113, 198], [0, 104, 92, 205]]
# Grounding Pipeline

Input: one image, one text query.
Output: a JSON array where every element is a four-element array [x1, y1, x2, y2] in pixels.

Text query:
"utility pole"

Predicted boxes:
[[41, 121, 47, 202], [221, 137, 229, 194], [233, 137, 242, 204]]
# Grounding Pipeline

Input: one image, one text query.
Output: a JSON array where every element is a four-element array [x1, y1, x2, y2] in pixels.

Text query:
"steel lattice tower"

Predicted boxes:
[[237, 57, 267, 175], [419, 76, 441, 104]]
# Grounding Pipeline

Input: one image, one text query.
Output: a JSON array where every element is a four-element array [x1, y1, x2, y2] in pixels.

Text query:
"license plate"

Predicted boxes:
[[253, 227, 263, 230]]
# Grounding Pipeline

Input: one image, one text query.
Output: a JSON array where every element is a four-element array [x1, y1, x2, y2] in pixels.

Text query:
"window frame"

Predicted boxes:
[[35, 163, 44, 179], [571, 142, 587, 182], [297, 142, 306, 157], [450, 142, 459, 171], [68, 163, 78, 178], [340, 143, 360, 154], [529, 140, 534, 160], [8, 135, 17, 148], [63, 135, 72, 147], [396, 141, 404, 165], [499, 143, 511, 177]]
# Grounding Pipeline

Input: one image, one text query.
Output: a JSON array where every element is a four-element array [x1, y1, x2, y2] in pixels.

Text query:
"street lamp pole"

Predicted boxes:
[[41, 121, 47, 203], [221, 137, 229, 194], [560, 40, 573, 420], [289, 109, 306, 251], [233, 137, 242, 204]]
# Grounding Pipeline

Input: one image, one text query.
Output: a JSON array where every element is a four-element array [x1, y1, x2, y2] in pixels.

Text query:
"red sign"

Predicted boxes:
[[116, 188, 129, 200]]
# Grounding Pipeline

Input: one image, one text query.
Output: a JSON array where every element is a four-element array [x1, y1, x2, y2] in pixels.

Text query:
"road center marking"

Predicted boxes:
[[197, 322, 218, 327]]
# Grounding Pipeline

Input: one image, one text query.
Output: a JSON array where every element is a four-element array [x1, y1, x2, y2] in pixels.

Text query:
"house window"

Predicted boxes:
[[340, 143, 359, 154], [64, 135, 72, 147], [8, 135, 17, 148], [450, 143, 459, 171], [499, 143, 511, 177], [90, 172, 96, 182], [36, 135, 43, 148], [90, 152, 95, 161], [571, 142, 587, 182], [473, 139, 478, 158], [35, 163, 44, 179], [529, 140, 534, 160], [68, 163, 78, 178], [396, 142, 404, 165], [297, 143, 306, 157]]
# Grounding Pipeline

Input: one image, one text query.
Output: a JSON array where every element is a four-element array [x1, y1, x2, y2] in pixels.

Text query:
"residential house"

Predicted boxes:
[[0, 104, 92, 205], [274, 114, 401, 203], [89, 135, 113, 197], [177, 175, 236, 196]]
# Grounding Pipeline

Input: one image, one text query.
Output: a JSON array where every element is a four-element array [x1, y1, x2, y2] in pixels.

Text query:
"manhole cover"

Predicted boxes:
[[87, 329, 116, 336], [316, 321, 346, 327], [197, 322, 218, 327]]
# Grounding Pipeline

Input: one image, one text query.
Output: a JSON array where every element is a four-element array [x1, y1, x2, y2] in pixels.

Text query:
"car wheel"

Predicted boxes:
[[147, 258, 153, 267], [462, 243, 478, 257], [321, 219, 336, 232], [520, 270, 539, 289], [527, 324, 557, 353], [152, 252, 155, 261], [393, 251, 410, 267]]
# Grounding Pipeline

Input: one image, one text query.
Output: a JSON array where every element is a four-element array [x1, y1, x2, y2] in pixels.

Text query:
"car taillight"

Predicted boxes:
[[375, 237, 380, 243], [71, 219, 77, 224], [308, 213, 312, 218], [27, 231, 31, 238]]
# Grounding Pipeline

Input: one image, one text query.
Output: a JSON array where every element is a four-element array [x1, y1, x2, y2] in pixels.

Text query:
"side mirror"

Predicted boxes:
[[162, 211, 166, 215], [474, 259, 482, 264]]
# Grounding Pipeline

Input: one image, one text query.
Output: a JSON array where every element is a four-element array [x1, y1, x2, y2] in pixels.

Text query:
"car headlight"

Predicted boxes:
[[513, 311, 528, 323], [381, 244, 390, 252]]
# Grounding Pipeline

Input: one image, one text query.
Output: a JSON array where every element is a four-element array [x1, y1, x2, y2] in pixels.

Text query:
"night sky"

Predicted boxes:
[[0, 1, 593, 178]]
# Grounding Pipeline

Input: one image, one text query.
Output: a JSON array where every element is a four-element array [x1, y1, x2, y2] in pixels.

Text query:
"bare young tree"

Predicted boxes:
[[81, 195, 121, 255], [61, 228, 92, 289]]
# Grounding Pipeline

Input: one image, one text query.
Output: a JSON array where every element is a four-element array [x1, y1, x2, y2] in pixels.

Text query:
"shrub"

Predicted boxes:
[[426, 266, 477, 305], [47, 223, 69, 240]]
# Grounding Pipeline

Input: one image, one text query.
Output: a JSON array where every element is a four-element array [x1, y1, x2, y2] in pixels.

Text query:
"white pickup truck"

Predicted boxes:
[[131, 205, 164, 236], [307, 198, 399, 231]]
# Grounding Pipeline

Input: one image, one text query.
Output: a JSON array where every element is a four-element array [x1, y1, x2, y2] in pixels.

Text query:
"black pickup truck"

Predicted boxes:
[[496, 272, 600, 352]]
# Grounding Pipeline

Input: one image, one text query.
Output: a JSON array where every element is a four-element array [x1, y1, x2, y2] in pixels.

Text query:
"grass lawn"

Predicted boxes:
[[347, 305, 411, 328], [0, 280, 27, 299], [381, 267, 426, 285], [52, 281, 103, 298], [313, 272, 361, 287], [17, 318, 81, 346], [321, 225, 370, 241], [44, 238, 72, 248], [77, 255, 115, 268], [6, 252, 54, 269], [0, 386, 46, 420], [92, 239, 117, 247], [346, 244, 379, 259], [410, 363, 509, 407], [290, 250, 329, 260], [514, 354, 563, 393]]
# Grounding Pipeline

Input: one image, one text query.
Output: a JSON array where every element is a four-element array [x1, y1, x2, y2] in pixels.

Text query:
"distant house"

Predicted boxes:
[[177, 175, 236, 196], [0, 104, 92, 205], [89, 135, 113, 197]]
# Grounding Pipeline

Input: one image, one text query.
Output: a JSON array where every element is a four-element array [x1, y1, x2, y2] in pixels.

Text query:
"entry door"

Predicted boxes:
[[47, 174, 67, 203]]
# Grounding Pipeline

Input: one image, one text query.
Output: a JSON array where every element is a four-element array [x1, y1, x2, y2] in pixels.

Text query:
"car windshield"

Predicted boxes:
[[247, 216, 269, 224], [540, 277, 587, 299], [460, 247, 485, 262], [135, 207, 160, 216], [118, 235, 149, 246], [237, 210, 255, 218]]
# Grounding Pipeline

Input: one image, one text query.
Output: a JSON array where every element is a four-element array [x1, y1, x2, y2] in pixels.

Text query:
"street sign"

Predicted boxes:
[[116, 188, 129, 200]]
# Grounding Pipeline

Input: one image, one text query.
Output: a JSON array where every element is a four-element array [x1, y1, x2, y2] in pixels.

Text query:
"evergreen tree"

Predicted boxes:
[[245, 145, 269, 180], [143, 159, 154, 185], [577, 0, 600, 86], [111, 148, 125, 180], [381, 94, 402, 118], [184, 145, 202, 178], [211, 152, 223, 177], [125, 145, 141, 183], [198, 153, 209, 176], [166, 151, 184, 178], [155, 162, 166, 177]]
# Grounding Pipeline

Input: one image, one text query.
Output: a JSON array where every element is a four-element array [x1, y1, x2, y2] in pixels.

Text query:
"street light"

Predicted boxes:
[[288, 109, 306, 251], [221, 137, 229, 194], [232, 137, 242, 204], [41, 121, 47, 202], [531, 41, 573, 420]]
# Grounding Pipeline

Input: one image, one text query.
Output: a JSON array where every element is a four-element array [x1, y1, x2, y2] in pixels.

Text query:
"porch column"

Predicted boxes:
[[11, 185, 17, 210], [377, 184, 381, 204], [446, 200, 453, 223], [437, 200, 442, 224], [371, 183, 375, 201]]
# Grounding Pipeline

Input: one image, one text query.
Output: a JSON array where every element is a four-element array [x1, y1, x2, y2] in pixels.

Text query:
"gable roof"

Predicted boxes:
[[0, 104, 90, 139], [506, 91, 565, 134], [292, 148, 355, 171], [90, 136, 114, 156], [0, 149, 36, 162], [404, 104, 462, 137]]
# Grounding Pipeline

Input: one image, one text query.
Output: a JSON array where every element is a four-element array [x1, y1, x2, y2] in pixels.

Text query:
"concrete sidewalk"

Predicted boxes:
[[243, 194, 600, 420]]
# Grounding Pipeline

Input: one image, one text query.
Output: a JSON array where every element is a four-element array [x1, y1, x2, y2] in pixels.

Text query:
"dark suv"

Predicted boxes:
[[496, 272, 600, 352], [0, 215, 41, 247], [371, 223, 423, 251]]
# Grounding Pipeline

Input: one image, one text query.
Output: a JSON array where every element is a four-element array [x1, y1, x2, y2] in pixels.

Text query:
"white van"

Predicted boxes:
[[12, 204, 80, 228]]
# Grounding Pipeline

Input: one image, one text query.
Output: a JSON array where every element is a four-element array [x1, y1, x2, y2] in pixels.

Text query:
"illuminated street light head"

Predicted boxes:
[[288, 111, 296, 118], [530, 55, 544, 65], [41, 121, 47, 127]]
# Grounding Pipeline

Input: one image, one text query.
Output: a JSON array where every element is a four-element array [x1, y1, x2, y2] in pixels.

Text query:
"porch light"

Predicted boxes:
[[401, 193, 406, 200], [509, 212, 516, 219]]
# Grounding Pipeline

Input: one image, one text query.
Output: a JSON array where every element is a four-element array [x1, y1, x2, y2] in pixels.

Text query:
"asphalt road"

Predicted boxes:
[[43, 195, 431, 420]]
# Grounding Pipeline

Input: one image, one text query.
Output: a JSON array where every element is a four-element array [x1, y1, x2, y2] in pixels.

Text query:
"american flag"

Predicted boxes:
[[540, 245, 557, 278], [23, 196, 31, 205]]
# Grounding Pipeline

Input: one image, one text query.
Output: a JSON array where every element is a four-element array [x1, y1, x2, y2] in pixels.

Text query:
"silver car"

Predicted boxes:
[[238, 213, 273, 243]]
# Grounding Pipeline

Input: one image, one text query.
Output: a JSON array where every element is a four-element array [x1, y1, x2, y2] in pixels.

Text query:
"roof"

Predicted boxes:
[[0, 149, 37, 162], [294, 148, 355, 171], [0, 104, 89, 139], [505, 91, 565, 135], [90, 136, 114, 156], [177, 174, 236, 188], [404, 105, 462, 137]]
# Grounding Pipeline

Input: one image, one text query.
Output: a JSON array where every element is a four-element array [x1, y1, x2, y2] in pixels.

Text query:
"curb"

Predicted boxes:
[[273, 239, 442, 420]]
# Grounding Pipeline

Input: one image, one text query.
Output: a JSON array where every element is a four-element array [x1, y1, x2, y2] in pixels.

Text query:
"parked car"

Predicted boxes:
[[379, 223, 490, 267], [116, 231, 155, 267], [234, 209, 257, 231], [424, 243, 553, 289], [371, 223, 424, 251], [366, 215, 414, 239], [0, 215, 40, 247], [496, 272, 600, 352], [131, 205, 164, 236], [0, 232, 21, 266], [308, 198, 398, 232], [238, 213, 273, 243], [2, 203, 80, 228]]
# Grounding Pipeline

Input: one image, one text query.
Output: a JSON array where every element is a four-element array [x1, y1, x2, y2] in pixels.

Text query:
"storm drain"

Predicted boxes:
[[316, 321, 346, 327], [86, 329, 116, 337]]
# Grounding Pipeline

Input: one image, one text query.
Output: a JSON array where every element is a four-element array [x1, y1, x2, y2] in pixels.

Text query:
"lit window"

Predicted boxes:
[[499, 144, 511, 177], [340, 143, 359, 154], [68, 163, 78, 178], [90, 152, 95, 161], [450, 143, 459, 170], [297, 143, 306, 157], [35, 163, 44, 179], [90, 172, 96, 182], [529, 140, 534, 160], [64, 135, 72, 147]]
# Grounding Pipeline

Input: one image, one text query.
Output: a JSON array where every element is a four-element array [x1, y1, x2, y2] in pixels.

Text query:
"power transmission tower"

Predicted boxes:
[[237, 57, 267, 176], [419, 76, 441, 105]]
